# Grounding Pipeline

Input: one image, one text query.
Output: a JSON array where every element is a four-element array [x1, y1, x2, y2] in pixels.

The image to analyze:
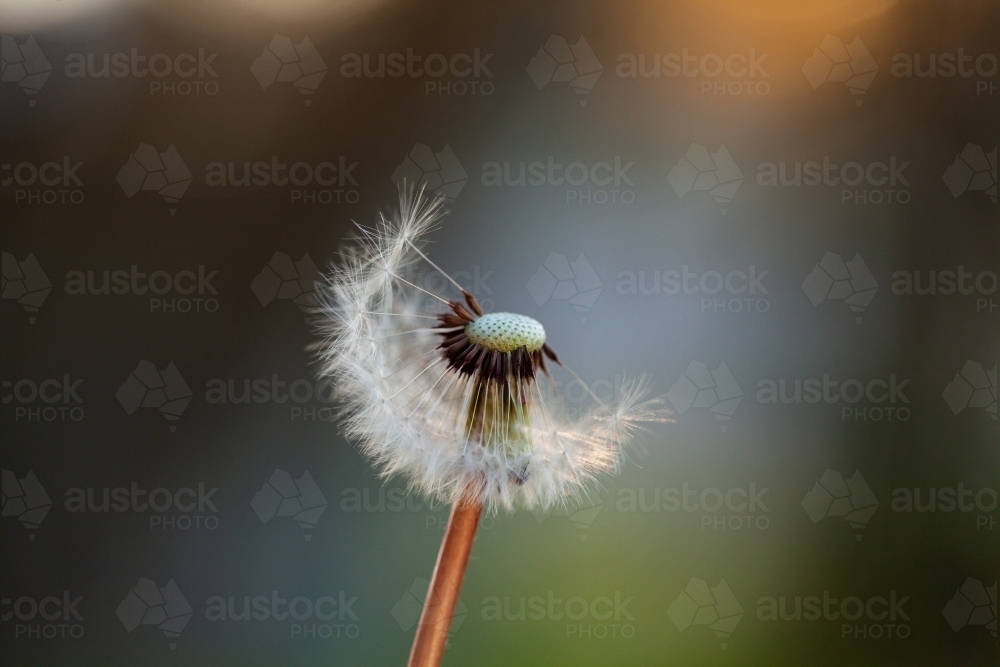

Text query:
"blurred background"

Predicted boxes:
[[2, 0, 997, 665]]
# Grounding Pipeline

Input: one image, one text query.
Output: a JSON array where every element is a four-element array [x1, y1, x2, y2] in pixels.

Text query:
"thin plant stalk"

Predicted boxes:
[[407, 498, 483, 667]]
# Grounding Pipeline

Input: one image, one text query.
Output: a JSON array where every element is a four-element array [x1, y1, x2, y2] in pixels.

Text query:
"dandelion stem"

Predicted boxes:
[[407, 497, 482, 667]]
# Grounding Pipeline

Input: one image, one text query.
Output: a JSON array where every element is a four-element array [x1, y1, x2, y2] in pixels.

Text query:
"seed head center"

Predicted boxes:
[[465, 312, 546, 353]]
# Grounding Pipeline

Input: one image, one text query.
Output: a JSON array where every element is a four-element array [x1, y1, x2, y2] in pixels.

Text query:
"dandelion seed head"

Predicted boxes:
[[315, 187, 671, 512]]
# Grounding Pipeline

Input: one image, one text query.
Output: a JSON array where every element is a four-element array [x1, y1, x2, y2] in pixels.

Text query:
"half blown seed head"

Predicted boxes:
[[315, 187, 670, 512]]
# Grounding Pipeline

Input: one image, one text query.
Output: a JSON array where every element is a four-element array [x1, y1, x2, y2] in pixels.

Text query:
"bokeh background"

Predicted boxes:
[[2, 1, 997, 665]]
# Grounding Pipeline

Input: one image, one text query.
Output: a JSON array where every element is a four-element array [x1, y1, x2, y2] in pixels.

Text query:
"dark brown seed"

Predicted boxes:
[[462, 290, 484, 316]]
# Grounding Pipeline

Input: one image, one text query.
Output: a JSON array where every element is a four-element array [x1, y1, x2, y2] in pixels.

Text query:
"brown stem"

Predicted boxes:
[[407, 498, 483, 667]]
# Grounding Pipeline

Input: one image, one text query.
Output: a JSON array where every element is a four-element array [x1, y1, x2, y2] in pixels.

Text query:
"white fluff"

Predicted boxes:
[[316, 188, 670, 512]]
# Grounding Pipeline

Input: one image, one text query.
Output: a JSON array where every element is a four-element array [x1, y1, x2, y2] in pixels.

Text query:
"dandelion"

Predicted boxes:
[[315, 187, 670, 666]]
